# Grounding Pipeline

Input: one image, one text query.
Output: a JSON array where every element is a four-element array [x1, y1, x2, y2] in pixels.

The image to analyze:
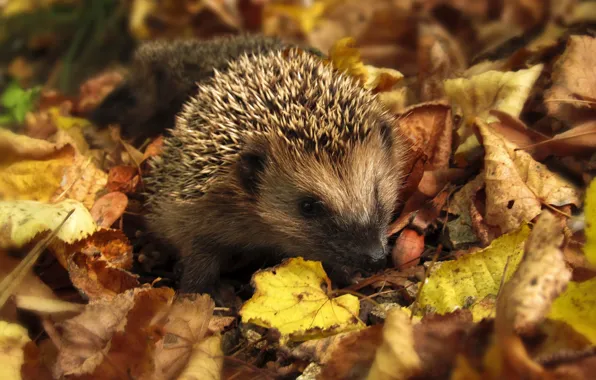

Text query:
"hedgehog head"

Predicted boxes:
[[151, 49, 409, 284]]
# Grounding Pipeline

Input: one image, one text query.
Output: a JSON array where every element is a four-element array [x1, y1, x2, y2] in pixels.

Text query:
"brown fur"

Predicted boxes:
[[144, 45, 410, 293]]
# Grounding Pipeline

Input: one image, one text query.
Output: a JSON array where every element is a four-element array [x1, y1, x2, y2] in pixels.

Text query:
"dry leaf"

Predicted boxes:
[[496, 211, 571, 336], [444, 64, 543, 165], [366, 308, 421, 380], [107, 166, 140, 193], [477, 120, 582, 233], [445, 173, 485, 248], [90, 192, 128, 228], [546, 35, 596, 123], [153, 294, 221, 380], [53, 287, 175, 378], [396, 102, 453, 170], [66, 229, 137, 299]]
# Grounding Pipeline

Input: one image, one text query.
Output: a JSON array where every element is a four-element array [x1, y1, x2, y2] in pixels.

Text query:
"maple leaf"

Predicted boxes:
[[153, 294, 225, 380], [239, 257, 364, 343]]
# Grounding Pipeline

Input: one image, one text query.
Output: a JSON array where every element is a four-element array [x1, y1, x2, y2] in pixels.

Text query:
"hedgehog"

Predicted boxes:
[[133, 37, 410, 294], [89, 34, 290, 143]]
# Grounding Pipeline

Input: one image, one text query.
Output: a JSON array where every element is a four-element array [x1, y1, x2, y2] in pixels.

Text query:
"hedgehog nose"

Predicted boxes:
[[366, 246, 387, 271]]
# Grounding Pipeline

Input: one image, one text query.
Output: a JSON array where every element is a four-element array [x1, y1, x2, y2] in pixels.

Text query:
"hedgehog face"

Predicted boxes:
[[244, 127, 402, 285]]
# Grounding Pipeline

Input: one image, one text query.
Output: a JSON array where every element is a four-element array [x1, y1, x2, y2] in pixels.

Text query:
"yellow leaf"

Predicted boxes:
[[444, 64, 543, 164], [549, 278, 596, 343], [418, 225, 530, 315], [0, 144, 74, 202], [48, 107, 90, 130], [366, 308, 421, 380], [265, 1, 328, 34], [0, 199, 96, 248], [239, 257, 364, 343], [328, 37, 403, 92], [585, 178, 596, 265], [178, 335, 223, 380], [0, 321, 30, 380]]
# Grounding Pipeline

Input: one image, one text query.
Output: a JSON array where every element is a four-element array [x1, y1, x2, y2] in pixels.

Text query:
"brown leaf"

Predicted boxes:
[[90, 192, 128, 228], [107, 166, 140, 193], [520, 120, 596, 158], [445, 173, 485, 248], [53, 287, 175, 378], [477, 121, 582, 234], [546, 35, 596, 121], [64, 229, 137, 300], [396, 102, 453, 170], [152, 294, 221, 380], [318, 325, 383, 380], [142, 135, 164, 162]]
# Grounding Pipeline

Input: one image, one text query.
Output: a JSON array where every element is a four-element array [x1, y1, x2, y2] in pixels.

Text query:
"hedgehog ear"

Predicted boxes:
[[237, 146, 267, 195]]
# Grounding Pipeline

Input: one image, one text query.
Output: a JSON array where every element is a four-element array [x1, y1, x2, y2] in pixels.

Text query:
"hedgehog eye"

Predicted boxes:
[[298, 197, 325, 218]]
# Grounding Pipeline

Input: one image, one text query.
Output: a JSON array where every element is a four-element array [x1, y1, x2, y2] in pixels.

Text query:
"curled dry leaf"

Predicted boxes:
[[496, 211, 571, 336], [90, 192, 128, 228], [418, 225, 530, 315], [477, 120, 582, 233], [65, 229, 137, 300], [396, 102, 453, 170], [239, 257, 364, 343], [444, 64, 543, 165], [317, 327, 383, 380], [445, 173, 485, 248], [366, 308, 421, 380], [0, 199, 96, 249], [328, 37, 404, 93], [53, 287, 175, 379]]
